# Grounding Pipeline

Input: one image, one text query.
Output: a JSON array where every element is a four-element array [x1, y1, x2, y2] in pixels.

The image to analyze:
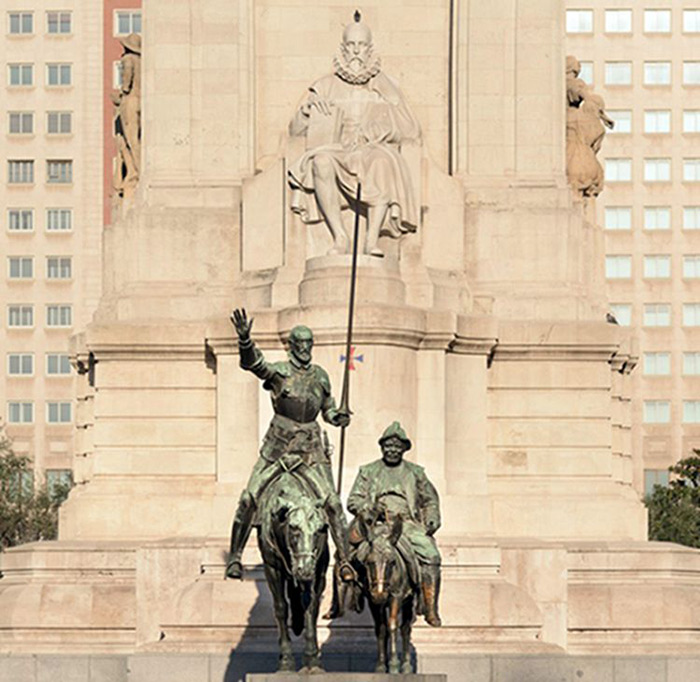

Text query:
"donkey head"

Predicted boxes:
[[364, 515, 403, 604]]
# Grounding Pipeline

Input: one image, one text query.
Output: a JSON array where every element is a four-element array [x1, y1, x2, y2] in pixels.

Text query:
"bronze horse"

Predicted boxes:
[[259, 472, 329, 672]]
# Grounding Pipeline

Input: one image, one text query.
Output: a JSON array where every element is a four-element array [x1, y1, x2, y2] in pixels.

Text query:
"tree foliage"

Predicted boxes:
[[0, 435, 72, 550], [645, 453, 700, 548]]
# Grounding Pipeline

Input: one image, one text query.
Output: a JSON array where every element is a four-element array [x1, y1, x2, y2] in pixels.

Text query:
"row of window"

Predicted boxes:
[[8, 10, 141, 36], [8, 353, 71, 376], [607, 109, 700, 134], [575, 61, 700, 87], [7, 469, 72, 498], [605, 206, 700, 231], [605, 255, 700, 280], [8, 160, 73, 184], [8, 256, 72, 280], [8, 304, 72, 328], [567, 9, 700, 34], [605, 158, 700, 183], [8, 63, 72, 87], [610, 302, 700, 327], [641, 351, 700, 375], [9, 111, 72, 135], [7, 401, 72, 424], [8, 208, 72, 233], [644, 400, 700, 423]]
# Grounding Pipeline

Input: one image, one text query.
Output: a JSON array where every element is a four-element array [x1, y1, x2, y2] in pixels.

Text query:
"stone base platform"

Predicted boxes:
[[1, 654, 699, 682]]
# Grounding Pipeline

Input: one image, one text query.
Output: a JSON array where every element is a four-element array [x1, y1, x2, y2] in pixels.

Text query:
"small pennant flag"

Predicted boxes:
[[340, 346, 364, 371]]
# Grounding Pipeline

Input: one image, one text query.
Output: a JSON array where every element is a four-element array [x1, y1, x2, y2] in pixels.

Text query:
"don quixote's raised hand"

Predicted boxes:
[[230, 308, 254, 342]]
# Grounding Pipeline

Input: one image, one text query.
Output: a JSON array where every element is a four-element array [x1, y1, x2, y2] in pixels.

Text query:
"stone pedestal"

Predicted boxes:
[[247, 676, 446, 682]]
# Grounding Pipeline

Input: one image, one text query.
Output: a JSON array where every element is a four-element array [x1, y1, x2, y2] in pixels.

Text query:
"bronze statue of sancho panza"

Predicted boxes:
[[226, 308, 353, 581]]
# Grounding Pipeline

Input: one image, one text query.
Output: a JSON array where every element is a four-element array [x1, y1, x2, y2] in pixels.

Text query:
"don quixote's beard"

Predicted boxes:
[[333, 50, 381, 85]]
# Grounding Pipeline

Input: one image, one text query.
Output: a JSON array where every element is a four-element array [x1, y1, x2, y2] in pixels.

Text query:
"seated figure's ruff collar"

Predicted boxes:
[[333, 53, 381, 85]]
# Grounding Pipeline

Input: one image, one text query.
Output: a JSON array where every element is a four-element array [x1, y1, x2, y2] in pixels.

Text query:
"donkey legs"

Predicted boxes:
[[264, 565, 295, 672], [369, 601, 388, 673], [400, 599, 414, 674], [388, 597, 402, 674]]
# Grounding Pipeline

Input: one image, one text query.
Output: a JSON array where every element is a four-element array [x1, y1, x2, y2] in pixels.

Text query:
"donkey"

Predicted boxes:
[[358, 515, 416, 674], [258, 472, 330, 672]]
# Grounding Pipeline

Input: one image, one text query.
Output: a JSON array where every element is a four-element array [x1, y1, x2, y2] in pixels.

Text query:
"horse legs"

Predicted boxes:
[[400, 598, 414, 674], [264, 565, 294, 672], [369, 601, 388, 673], [387, 597, 401, 674]]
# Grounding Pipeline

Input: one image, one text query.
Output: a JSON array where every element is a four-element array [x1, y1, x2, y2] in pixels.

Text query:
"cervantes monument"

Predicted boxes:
[[2, 1, 700, 679]]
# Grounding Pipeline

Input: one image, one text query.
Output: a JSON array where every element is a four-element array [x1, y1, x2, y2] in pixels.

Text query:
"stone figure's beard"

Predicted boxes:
[[334, 49, 381, 85]]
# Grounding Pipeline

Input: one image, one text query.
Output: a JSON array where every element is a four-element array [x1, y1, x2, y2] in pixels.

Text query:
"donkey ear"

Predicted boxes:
[[389, 515, 403, 546]]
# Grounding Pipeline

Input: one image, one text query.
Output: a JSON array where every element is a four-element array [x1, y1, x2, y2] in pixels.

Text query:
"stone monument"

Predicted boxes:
[[1, 2, 700, 681]]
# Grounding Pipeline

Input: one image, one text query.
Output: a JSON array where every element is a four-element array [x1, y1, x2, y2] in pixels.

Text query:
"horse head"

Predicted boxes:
[[362, 514, 403, 604], [278, 496, 327, 584]]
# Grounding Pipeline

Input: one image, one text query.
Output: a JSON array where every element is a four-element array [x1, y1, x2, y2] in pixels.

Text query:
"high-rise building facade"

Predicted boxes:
[[0, 2, 114, 490], [565, 1, 700, 495]]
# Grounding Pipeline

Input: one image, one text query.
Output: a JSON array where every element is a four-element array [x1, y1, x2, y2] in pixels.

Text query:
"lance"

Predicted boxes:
[[336, 183, 362, 494]]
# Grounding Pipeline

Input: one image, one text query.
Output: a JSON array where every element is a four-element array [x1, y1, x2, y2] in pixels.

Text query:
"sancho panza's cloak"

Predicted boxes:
[[288, 71, 421, 238]]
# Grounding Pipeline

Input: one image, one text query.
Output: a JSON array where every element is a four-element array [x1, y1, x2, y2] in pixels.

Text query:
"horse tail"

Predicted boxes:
[[287, 580, 305, 636]]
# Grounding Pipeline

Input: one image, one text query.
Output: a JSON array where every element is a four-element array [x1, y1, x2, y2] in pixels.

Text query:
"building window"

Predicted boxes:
[[46, 208, 72, 232], [644, 400, 670, 424], [8, 12, 33, 34], [684, 256, 700, 278], [644, 352, 671, 376], [605, 61, 632, 85], [46, 401, 71, 424], [46, 469, 72, 495], [644, 303, 671, 327], [609, 303, 632, 326], [683, 401, 700, 423], [684, 159, 700, 181], [8, 353, 33, 376], [46, 63, 71, 87], [684, 110, 700, 133], [8, 63, 33, 86], [605, 206, 632, 230], [644, 61, 671, 85], [645, 469, 670, 496], [8, 401, 33, 424], [8, 256, 33, 279], [8, 112, 33, 135], [579, 61, 594, 84], [8, 209, 33, 232], [115, 10, 142, 35], [46, 11, 71, 34], [644, 9, 671, 33], [684, 62, 700, 86], [605, 158, 632, 182], [46, 353, 71, 375], [46, 304, 72, 328], [684, 9, 700, 32], [8, 305, 33, 328], [684, 207, 700, 230], [605, 9, 632, 33], [684, 352, 700, 375], [46, 256, 72, 280], [644, 158, 671, 182], [608, 110, 632, 133], [683, 303, 700, 326], [605, 255, 632, 279], [644, 110, 671, 134], [644, 207, 671, 231], [644, 255, 671, 279], [8, 160, 34, 184], [47, 111, 72, 135], [46, 160, 72, 184]]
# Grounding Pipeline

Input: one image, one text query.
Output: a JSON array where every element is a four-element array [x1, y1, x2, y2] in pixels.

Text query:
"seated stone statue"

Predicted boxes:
[[288, 12, 421, 258], [346, 421, 442, 626], [225, 309, 353, 581]]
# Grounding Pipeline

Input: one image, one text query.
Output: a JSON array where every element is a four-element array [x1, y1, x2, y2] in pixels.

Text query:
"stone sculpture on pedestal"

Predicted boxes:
[[111, 33, 142, 200], [565, 55, 614, 197], [288, 12, 421, 258]]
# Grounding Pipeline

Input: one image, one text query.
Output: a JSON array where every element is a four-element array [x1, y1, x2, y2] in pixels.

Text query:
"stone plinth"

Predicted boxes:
[[247, 676, 446, 682]]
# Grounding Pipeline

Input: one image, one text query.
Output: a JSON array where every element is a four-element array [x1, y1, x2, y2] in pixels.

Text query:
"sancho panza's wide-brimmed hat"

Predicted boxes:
[[378, 421, 412, 451], [119, 33, 141, 55]]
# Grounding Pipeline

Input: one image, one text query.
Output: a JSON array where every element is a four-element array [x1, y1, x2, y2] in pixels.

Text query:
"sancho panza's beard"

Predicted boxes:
[[334, 46, 381, 85]]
